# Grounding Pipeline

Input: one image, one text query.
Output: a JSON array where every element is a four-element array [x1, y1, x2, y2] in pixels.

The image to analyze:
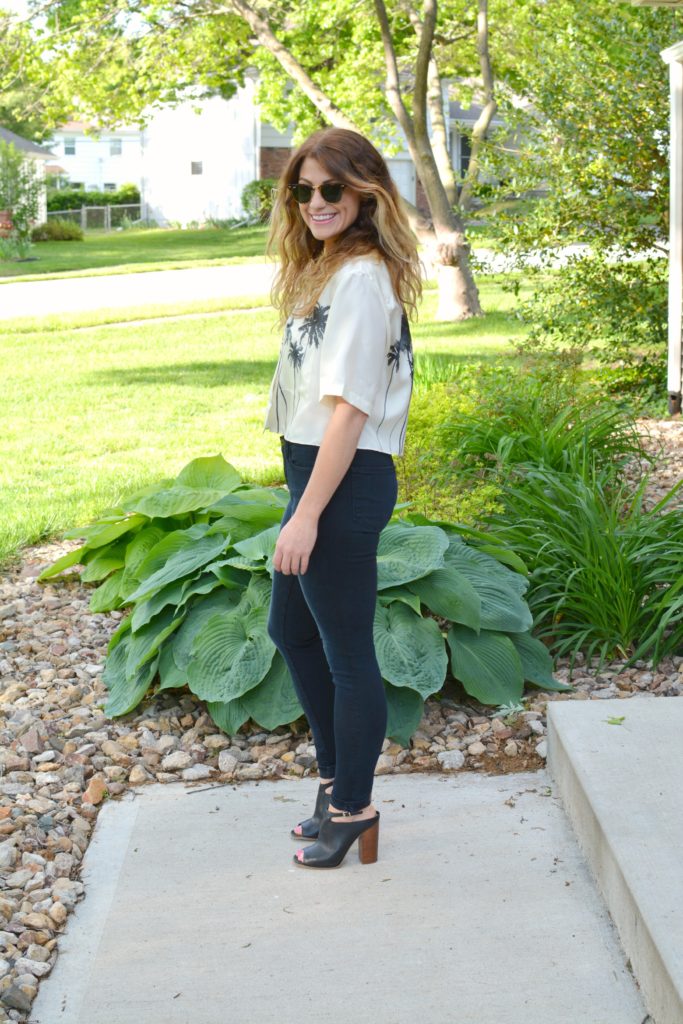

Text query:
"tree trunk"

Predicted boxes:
[[373, 0, 482, 320], [459, 0, 497, 212]]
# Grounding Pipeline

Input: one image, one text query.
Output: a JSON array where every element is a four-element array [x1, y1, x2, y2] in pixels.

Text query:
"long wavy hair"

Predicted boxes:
[[267, 128, 422, 324]]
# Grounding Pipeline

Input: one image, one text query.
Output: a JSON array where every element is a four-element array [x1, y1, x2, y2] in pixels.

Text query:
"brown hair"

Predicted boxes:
[[267, 128, 422, 324]]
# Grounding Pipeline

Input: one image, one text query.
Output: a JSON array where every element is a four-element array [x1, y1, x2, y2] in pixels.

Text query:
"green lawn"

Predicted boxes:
[[0, 225, 270, 281], [0, 276, 529, 568]]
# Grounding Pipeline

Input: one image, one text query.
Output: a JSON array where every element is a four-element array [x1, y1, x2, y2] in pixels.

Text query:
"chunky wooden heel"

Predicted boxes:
[[358, 817, 379, 864]]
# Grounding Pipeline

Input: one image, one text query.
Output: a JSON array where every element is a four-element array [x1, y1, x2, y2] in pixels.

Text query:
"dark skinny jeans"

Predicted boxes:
[[267, 438, 397, 814]]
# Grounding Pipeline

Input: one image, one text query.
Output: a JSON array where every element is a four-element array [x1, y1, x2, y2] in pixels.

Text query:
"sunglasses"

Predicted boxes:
[[288, 182, 347, 204]]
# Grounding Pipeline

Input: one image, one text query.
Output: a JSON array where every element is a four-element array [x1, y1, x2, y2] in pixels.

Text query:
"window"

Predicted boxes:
[[191, 161, 203, 175], [460, 133, 472, 176], [110, 138, 122, 156], [64, 137, 76, 155], [103, 183, 117, 192]]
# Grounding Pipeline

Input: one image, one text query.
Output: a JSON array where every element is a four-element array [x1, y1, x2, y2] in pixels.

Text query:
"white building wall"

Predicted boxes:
[[141, 83, 259, 226], [46, 128, 142, 191]]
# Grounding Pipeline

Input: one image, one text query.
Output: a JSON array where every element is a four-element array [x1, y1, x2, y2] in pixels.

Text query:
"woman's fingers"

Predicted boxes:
[[274, 516, 316, 575]]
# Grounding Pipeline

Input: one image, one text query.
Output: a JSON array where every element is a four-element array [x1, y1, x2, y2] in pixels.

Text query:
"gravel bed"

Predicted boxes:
[[0, 415, 680, 1021]]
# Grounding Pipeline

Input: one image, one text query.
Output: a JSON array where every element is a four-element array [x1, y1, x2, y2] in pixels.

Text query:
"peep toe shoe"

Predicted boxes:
[[290, 781, 333, 841], [293, 810, 380, 868]]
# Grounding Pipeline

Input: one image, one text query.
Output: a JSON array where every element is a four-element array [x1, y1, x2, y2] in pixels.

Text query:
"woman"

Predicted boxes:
[[264, 127, 422, 869]]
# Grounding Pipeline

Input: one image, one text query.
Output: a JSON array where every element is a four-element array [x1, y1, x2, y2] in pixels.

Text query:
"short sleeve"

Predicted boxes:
[[318, 268, 390, 415]]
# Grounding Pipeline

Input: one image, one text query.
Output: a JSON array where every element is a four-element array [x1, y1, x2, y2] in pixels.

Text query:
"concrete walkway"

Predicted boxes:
[[0, 264, 275, 320], [28, 771, 646, 1024], [0, 245, 598, 322]]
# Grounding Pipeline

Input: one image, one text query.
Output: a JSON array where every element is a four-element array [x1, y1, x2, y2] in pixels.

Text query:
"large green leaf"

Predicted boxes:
[[205, 697, 251, 736], [384, 681, 424, 747], [227, 524, 280, 574], [510, 632, 574, 692], [89, 568, 125, 613], [187, 604, 275, 702], [211, 485, 289, 513], [241, 654, 303, 730], [241, 573, 273, 610], [376, 523, 448, 589], [447, 625, 524, 706], [37, 545, 87, 580], [126, 524, 229, 602], [130, 565, 231, 632], [107, 614, 131, 655], [172, 591, 242, 670], [408, 566, 481, 631], [127, 605, 185, 675], [377, 587, 422, 614], [405, 514, 529, 575], [102, 640, 159, 717], [73, 514, 147, 551], [80, 540, 128, 583], [443, 540, 532, 633], [119, 525, 168, 597], [373, 601, 448, 698], [123, 485, 236, 519], [157, 642, 188, 691], [175, 454, 242, 492]]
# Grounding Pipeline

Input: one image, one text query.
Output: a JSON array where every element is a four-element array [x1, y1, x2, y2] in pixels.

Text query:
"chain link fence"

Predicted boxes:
[[46, 204, 142, 231]]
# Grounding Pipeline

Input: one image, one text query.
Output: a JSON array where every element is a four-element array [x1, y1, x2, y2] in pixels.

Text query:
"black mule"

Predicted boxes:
[[290, 781, 333, 841], [293, 810, 380, 868]]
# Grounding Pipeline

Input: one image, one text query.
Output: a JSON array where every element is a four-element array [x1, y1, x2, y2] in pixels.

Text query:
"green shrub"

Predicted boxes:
[[31, 219, 84, 242], [241, 179, 277, 222], [40, 454, 571, 742], [441, 360, 647, 481], [510, 253, 668, 368], [47, 184, 141, 211], [484, 462, 683, 671], [399, 382, 503, 525]]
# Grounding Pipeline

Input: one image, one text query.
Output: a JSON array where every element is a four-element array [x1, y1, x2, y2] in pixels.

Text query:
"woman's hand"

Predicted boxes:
[[272, 509, 319, 575]]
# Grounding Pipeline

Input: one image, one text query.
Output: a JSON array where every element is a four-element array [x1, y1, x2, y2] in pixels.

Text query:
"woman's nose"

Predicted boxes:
[[308, 187, 327, 210]]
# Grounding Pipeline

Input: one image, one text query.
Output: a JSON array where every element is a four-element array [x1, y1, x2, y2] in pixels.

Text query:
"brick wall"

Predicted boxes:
[[260, 147, 291, 181]]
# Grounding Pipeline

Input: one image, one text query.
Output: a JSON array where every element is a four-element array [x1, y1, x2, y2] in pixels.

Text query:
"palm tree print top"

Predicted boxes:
[[264, 256, 414, 456]]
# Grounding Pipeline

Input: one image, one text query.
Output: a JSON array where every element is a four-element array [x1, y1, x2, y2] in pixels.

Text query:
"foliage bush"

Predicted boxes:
[[40, 455, 571, 743], [241, 178, 277, 222], [484, 461, 683, 672], [399, 356, 647, 525], [47, 184, 141, 211], [398, 381, 503, 525], [0, 139, 42, 254], [439, 360, 648, 480], [508, 253, 668, 368], [31, 218, 85, 242]]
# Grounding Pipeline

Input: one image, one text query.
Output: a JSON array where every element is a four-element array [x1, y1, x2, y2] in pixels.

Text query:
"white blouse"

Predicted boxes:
[[263, 255, 414, 455]]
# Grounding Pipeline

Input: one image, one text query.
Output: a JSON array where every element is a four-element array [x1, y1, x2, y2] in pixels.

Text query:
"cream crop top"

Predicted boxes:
[[263, 255, 414, 455]]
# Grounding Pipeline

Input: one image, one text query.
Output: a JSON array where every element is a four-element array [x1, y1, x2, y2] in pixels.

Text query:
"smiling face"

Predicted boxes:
[[296, 156, 362, 250]]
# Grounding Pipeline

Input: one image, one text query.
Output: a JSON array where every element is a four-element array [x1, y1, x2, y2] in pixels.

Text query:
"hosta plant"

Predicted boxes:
[[40, 455, 572, 745]]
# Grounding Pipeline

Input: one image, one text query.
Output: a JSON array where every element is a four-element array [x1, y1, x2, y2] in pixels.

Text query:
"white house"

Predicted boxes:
[[47, 83, 260, 225], [0, 126, 57, 223], [140, 85, 259, 225]]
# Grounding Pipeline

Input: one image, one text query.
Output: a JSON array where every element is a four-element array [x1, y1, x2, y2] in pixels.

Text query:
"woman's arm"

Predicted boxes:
[[273, 398, 368, 575]]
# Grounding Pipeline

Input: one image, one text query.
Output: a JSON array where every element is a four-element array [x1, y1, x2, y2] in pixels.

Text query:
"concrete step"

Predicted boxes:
[[547, 694, 683, 1024]]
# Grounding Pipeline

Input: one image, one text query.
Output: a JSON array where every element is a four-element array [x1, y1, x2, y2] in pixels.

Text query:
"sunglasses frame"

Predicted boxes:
[[288, 181, 348, 205]]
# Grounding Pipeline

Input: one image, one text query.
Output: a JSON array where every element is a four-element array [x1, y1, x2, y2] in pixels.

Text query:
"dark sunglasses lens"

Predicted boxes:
[[290, 184, 313, 204], [320, 183, 345, 202]]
